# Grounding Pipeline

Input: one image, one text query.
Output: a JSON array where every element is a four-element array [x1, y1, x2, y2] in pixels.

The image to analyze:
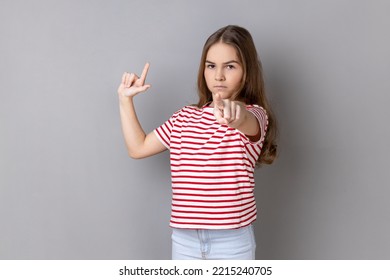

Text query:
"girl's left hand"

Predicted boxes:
[[213, 93, 246, 128]]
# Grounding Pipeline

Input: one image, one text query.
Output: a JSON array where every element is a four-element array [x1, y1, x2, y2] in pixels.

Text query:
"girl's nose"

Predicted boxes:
[[215, 70, 226, 81]]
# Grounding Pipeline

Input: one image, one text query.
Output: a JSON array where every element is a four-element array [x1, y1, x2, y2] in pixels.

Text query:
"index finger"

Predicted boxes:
[[214, 93, 224, 110], [139, 62, 150, 85]]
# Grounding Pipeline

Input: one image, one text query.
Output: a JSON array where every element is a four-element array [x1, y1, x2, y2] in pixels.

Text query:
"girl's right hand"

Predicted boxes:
[[118, 63, 151, 99]]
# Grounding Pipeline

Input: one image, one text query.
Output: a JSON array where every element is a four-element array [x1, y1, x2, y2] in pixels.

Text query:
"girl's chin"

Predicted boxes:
[[212, 92, 233, 99]]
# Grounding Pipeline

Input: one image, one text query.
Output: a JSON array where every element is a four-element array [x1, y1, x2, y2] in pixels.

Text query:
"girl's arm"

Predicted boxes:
[[118, 63, 167, 159], [213, 93, 261, 141]]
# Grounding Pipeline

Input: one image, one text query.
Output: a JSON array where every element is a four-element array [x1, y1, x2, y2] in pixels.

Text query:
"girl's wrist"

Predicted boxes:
[[118, 95, 135, 107]]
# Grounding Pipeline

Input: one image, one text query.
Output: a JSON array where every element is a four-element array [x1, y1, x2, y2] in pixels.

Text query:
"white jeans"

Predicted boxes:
[[171, 225, 256, 260]]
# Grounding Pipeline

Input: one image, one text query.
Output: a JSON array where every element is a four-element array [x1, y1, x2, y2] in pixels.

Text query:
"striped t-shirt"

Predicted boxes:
[[154, 104, 268, 229]]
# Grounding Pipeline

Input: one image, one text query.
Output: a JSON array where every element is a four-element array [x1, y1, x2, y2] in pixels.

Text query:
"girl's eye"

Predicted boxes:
[[206, 64, 215, 69], [226, 65, 235, 70]]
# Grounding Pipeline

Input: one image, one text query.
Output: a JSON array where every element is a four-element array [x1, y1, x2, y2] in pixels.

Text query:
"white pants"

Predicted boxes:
[[171, 225, 256, 260]]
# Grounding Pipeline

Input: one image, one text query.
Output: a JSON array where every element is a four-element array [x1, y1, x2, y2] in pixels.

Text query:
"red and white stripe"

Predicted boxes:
[[154, 105, 268, 229]]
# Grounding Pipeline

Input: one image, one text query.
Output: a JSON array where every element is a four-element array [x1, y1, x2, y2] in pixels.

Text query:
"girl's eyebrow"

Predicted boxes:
[[205, 60, 240, 64]]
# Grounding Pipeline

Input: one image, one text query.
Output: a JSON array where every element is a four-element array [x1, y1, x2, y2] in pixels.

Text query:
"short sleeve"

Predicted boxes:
[[246, 105, 269, 146], [153, 109, 181, 149]]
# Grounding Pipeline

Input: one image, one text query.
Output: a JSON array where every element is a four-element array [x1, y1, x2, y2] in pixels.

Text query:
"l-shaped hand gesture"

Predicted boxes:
[[118, 63, 151, 99]]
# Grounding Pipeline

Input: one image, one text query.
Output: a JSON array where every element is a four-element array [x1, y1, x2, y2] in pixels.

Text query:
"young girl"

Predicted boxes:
[[117, 25, 277, 260]]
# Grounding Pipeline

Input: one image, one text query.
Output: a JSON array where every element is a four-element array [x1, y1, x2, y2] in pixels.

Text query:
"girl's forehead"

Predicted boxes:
[[206, 42, 240, 61]]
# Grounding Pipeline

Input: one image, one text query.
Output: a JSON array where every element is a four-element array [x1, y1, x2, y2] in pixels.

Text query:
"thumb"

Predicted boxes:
[[140, 84, 151, 93], [123, 84, 151, 97]]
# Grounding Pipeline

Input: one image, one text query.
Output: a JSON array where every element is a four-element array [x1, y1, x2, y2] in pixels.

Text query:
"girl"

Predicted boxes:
[[117, 25, 277, 260]]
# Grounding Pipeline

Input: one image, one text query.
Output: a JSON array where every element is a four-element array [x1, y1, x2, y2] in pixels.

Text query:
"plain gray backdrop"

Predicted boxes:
[[1, 0, 389, 259]]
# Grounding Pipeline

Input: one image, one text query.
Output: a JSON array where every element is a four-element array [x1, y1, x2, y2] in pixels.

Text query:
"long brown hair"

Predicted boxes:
[[197, 25, 278, 165]]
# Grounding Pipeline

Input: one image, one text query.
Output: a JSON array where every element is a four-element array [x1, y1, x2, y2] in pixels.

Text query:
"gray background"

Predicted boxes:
[[1, 0, 389, 259]]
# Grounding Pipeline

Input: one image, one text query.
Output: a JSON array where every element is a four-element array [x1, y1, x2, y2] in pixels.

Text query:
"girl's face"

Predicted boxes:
[[204, 42, 244, 101]]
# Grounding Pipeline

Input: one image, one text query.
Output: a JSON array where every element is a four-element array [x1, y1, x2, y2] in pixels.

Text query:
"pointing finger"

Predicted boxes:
[[139, 62, 150, 85], [214, 93, 224, 110]]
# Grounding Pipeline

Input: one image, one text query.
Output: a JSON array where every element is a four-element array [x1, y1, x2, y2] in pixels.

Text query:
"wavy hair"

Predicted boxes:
[[196, 25, 278, 165]]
